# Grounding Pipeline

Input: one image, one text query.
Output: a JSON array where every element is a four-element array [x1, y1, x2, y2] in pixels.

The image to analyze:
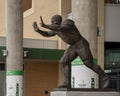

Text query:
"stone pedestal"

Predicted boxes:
[[51, 89, 120, 96]]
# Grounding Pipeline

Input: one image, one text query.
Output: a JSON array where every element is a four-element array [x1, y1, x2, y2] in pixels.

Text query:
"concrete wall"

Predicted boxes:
[[23, 0, 59, 40], [0, 0, 6, 37], [0, 37, 58, 49]]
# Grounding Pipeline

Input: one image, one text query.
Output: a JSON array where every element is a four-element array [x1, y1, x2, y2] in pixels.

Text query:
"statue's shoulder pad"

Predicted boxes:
[[62, 19, 74, 25]]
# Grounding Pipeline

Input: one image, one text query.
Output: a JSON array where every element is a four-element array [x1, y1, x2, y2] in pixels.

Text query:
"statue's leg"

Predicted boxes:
[[58, 46, 77, 88], [77, 45, 109, 88], [84, 61, 109, 88]]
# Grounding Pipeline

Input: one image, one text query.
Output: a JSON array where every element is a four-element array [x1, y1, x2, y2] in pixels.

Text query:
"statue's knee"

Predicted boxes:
[[59, 60, 67, 67], [84, 60, 94, 68], [59, 59, 64, 64], [92, 64, 100, 70], [59, 59, 63, 64]]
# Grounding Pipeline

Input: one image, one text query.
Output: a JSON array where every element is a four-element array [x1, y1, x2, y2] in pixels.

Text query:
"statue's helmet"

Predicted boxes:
[[51, 15, 62, 25]]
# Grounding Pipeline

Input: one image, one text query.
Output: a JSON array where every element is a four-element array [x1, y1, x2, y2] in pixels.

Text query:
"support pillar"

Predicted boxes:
[[6, 0, 23, 96], [71, 0, 98, 88], [72, 0, 97, 56]]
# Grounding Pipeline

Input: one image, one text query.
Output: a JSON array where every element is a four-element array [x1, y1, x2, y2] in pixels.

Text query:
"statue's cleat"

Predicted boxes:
[[57, 81, 69, 88], [101, 75, 109, 88], [57, 84, 68, 88]]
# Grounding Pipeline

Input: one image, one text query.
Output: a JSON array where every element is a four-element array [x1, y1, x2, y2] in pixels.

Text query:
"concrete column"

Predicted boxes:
[[97, 0, 105, 69], [6, 0, 23, 96], [58, 0, 71, 85], [58, 0, 71, 50], [72, 0, 97, 58], [71, 0, 98, 88]]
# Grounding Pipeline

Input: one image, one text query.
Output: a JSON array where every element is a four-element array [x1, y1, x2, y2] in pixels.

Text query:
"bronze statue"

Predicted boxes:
[[32, 15, 109, 88]]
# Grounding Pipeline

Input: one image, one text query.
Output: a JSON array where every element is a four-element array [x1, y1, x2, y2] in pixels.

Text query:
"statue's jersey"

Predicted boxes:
[[56, 19, 84, 45]]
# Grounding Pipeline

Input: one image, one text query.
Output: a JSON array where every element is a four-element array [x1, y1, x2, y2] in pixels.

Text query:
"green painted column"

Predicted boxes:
[[6, 0, 23, 96], [71, 0, 98, 88]]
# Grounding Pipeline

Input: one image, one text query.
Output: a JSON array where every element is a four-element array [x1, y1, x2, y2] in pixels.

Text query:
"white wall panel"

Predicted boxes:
[[105, 4, 120, 42]]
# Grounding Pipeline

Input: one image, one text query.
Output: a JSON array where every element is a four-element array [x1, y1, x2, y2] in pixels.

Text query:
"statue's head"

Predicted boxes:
[[51, 15, 62, 25]]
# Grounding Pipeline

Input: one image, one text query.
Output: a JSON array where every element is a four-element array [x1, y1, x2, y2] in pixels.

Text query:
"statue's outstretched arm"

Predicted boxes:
[[40, 16, 60, 31], [32, 22, 56, 37]]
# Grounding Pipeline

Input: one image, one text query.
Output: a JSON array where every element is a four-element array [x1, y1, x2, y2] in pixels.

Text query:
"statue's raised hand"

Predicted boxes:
[[40, 16, 45, 27], [32, 22, 39, 32]]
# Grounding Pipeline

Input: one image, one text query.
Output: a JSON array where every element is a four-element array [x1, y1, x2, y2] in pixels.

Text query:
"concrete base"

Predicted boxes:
[[51, 91, 120, 96]]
